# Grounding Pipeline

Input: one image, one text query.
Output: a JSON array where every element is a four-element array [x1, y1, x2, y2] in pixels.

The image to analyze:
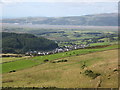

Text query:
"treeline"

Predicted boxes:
[[2, 32, 58, 54]]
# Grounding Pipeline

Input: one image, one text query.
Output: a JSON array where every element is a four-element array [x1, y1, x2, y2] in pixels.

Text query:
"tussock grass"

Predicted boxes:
[[2, 49, 118, 88]]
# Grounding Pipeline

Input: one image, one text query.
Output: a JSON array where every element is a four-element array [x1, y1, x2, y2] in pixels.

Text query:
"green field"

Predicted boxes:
[[1, 14, 119, 88], [1, 25, 119, 88], [2, 45, 118, 73], [2, 48, 118, 88], [1, 56, 29, 63], [2, 24, 118, 47]]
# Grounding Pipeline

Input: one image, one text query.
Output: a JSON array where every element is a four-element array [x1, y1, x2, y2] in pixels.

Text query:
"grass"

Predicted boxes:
[[2, 45, 118, 73], [90, 42, 110, 46], [2, 60, 39, 73], [1, 57, 29, 63], [90, 41, 118, 47], [2, 49, 118, 88]]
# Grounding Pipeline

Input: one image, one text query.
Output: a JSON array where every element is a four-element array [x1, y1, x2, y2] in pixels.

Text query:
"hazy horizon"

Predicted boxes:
[[2, 13, 118, 19], [1, 2, 118, 19]]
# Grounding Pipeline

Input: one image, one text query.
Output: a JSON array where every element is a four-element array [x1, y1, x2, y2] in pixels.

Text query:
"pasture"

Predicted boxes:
[[1, 56, 29, 63], [2, 45, 118, 73], [2, 49, 118, 88], [2, 24, 118, 47]]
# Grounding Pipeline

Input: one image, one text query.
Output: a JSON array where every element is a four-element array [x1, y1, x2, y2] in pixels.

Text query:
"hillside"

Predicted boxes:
[[2, 49, 118, 88], [2, 45, 118, 73], [2, 13, 118, 26], [2, 32, 58, 53]]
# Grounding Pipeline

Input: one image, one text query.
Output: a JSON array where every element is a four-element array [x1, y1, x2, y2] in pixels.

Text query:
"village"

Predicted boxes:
[[25, 44, 90, 56]]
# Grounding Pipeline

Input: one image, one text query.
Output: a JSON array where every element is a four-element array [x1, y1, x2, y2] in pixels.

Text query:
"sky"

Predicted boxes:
[[1, 0, 119, 3], [0, 0, 119, 18]]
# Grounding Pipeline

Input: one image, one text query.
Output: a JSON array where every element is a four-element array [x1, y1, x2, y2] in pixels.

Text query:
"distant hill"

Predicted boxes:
[[2, 32, 58, 53], [2, 13, 118, 26]]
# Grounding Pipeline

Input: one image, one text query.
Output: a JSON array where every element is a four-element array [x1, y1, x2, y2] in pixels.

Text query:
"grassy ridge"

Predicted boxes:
[[3, 49, 118, 88], [2, 45, 118, 73]]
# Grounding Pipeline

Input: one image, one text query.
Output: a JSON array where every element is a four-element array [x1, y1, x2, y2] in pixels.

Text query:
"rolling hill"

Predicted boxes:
[[2, 49, 118, 88], [2, 13, 118, 26], [2, 32, 58, 53]]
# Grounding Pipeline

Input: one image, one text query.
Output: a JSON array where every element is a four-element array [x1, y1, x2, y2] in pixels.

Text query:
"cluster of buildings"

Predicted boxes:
[[25, 44, 90, 56]]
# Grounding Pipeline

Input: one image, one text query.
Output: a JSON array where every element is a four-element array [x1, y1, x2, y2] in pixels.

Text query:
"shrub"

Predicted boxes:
[[61, 60, 67, 62], [44, 59, 49, 62], [84, 70, 101, 79], [51, 59, 67, 63], [81, 62, 87, 69], [76, 54, 79, 56], [113, 69, 118, 72], [9, 70, 16, 73]]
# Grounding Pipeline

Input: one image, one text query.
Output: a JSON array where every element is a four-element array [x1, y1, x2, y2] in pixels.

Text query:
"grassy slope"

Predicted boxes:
[[2, 49, 118, 88], [2, 45, 118, 73], [1, 57, 29, 63]]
